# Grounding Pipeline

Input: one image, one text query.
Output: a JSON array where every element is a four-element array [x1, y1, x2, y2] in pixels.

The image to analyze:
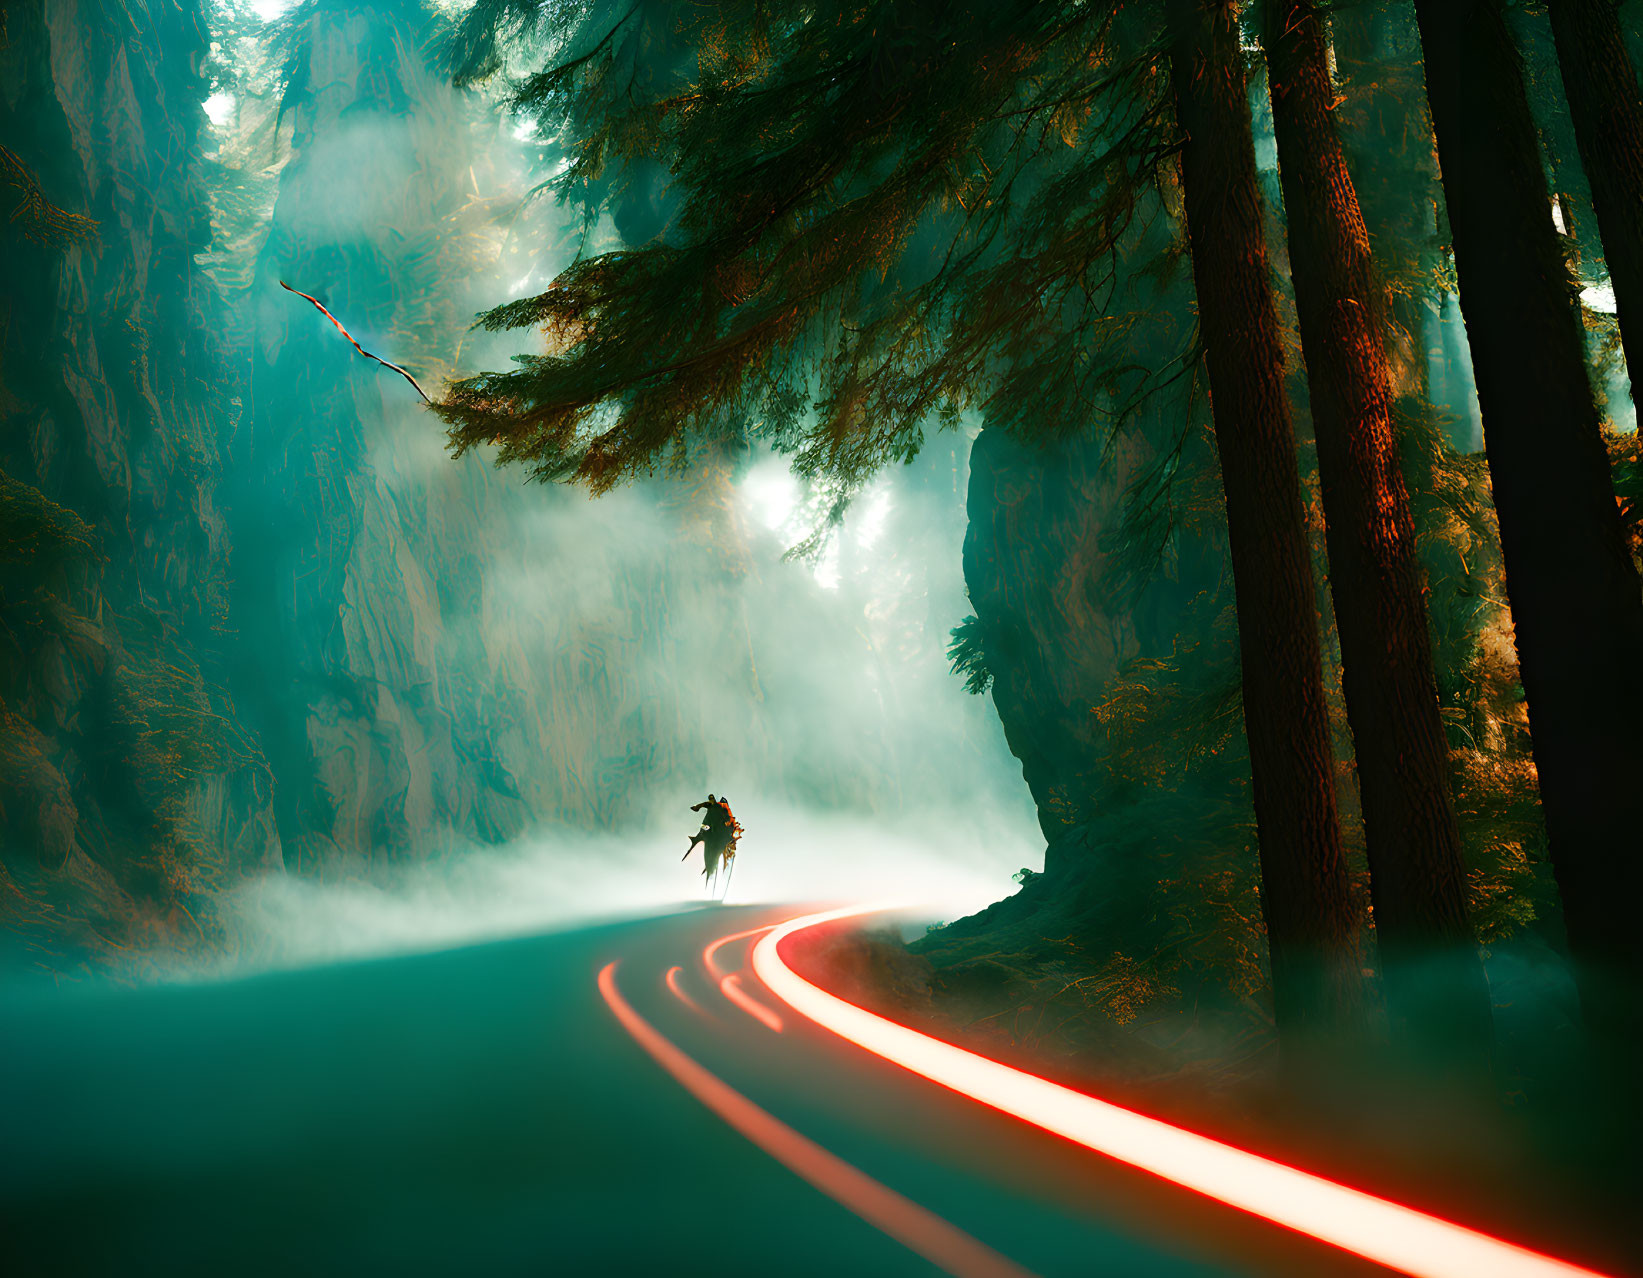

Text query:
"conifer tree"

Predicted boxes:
[[1412, 0, 1643, 1054], [1262, 0, 1490, 1056], [1165, 0, 1360, 1038], [1544, 0, 1643, 402], [439, 0, 1365, 1038]]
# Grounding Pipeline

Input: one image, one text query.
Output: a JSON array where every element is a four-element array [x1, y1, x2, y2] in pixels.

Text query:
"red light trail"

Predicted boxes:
[[598, 962, 1036, 1278], [750, 904, 1614, 1278], [703, 924, 775, 980], [664, 964, 705, 1015], [720, 973, 784, 1033]]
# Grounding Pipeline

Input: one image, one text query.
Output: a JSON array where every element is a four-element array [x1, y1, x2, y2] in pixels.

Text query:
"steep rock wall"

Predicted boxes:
[[228, 0, 785, 870], [0, 0, 279, 972], [231, 0, 531, 869], [0, 0, 1031, 976], [963, 426, 1141, 857], [962, 419, 1223, 870]]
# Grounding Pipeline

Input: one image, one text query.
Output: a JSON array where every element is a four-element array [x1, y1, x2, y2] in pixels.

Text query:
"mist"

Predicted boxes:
[[159, 0, 1042, 978], [192, 803, 1028, 976], [190, 428, 1045, 975]]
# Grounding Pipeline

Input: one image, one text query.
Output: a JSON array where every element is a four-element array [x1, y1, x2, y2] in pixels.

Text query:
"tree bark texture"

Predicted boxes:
[[1329, 0, 1443, 407], [1413, 0, 1643, 1051], [1264, 1, 1493, 1056], [1167, 0, 1362, 1040], [1546, 0, 1643, 404]]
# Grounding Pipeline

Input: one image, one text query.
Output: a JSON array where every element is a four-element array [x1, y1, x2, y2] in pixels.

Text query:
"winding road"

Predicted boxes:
[[0, 904, 1624, 1277]]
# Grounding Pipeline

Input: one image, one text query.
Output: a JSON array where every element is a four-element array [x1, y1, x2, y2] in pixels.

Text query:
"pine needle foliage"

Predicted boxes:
[[437, 0, 1187, 493], [1398, 404, 1557, 944], [945, 614, 994, 696]]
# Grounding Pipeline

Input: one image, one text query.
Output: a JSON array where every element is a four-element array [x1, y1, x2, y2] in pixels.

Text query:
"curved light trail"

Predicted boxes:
[[720, 973, 784, 1033], [750, 904, 1613, 1278], [704, 924, 775, 980], [664, 965, 705, 1015], [598, 962, 1036, 1278]]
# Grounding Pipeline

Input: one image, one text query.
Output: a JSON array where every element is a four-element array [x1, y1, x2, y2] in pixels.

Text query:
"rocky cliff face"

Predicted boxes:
[[0, 0, 1030, 974], [226, 0, 796, 872], [0, 0, 280, 973], [963, 426, 1143, 858], [228, 0, 524, 870], [961, 412, 1228, 875]]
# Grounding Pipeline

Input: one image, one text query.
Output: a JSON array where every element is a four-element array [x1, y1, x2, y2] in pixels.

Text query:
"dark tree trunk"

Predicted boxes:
[[1412, 0, 1643, 1054], [1330, 0, 1444, 409], [1546, 0, 1643, 403], [1264, 0, 1493, 1060], [1166, 0, 1361, 1042]]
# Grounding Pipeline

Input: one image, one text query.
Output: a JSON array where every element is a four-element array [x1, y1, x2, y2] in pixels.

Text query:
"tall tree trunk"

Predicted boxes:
[[1545, 0, 1643, 402], [1412, 0, 1643, 1056], [1166, 0, 1361, 1043], [1330, 0, 1444, 408], [1264, 0, 1493, 1061]]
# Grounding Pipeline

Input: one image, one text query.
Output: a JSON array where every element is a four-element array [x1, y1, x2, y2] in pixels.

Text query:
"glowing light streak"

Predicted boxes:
[[752, 905, 1613, 1278], [665, 965, 705, 1016], [720, 973, 784, 1033], [703, 924, 775, 980], [597, 963, 1036, 1278]]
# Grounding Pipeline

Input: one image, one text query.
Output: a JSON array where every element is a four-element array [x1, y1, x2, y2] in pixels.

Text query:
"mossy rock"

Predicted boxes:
[[0, 469, 100, 575]]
